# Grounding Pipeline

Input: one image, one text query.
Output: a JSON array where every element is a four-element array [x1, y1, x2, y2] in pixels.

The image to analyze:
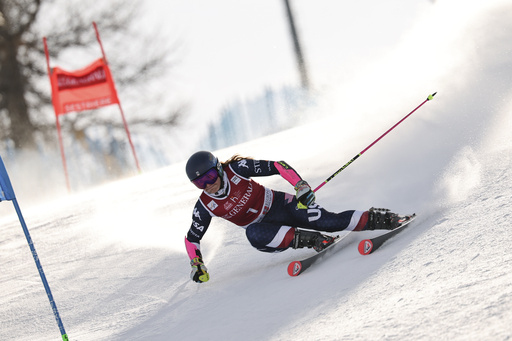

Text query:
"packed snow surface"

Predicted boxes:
[[1, 1, 511, 340]]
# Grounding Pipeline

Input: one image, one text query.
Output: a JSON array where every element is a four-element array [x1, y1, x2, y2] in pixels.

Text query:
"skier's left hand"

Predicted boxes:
[[295, 180, 316, 208]]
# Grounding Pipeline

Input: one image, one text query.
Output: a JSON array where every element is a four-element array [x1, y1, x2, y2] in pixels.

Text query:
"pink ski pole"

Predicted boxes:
[[313, 92, 437, 193]]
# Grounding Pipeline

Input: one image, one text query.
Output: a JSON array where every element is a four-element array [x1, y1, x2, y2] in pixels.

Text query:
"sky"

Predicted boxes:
[[143, 0, 430, 133]]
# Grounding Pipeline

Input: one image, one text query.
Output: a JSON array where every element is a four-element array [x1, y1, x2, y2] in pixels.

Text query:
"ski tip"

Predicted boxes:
[[288, 261, 303, 277], [358, 239, 373, 255]]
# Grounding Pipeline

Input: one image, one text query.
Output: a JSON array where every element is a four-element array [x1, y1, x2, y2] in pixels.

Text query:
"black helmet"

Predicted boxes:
[[186, 151, 222, 181]]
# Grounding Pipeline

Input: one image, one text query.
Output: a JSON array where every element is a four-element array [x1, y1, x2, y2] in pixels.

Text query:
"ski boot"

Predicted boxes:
[[292, 229, 337, 252], [365, 207, 401, 230]]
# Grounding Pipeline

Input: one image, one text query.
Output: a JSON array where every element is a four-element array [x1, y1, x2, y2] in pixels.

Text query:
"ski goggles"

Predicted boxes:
[[191, 168, 219, 189]]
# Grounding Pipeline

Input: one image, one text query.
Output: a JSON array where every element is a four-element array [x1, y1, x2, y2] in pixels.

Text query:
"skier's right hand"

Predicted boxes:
[[190, 257, 210, 283], [295, 180, 316, 208]]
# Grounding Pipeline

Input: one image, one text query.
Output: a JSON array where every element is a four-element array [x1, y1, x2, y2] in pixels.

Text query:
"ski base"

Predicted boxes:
[[358, 214, 416, 255]]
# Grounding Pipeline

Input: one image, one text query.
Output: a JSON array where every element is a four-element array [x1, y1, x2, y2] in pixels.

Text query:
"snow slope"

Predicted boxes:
[[1, 1, 512, 340]]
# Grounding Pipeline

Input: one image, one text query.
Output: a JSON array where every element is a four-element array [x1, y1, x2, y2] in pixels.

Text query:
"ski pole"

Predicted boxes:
[[313, 92, 437, 193]]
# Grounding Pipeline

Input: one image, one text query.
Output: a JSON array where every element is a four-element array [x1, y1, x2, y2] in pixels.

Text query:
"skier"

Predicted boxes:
[[185, 151, 400, 283]]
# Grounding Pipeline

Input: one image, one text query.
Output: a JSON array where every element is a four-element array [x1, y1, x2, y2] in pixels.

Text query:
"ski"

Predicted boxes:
[[288, 234, 349, 277], [358, 214, 417, 255], [288, 214, 417, 276]]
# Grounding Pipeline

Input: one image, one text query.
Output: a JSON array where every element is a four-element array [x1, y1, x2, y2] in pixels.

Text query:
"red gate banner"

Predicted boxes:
[[49, 58, 119, 115], [43, 22, 141, 192]]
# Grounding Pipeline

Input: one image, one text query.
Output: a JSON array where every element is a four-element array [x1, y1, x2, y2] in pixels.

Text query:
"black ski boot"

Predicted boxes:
[[293, 229, 337, 252], [366, 207, 400, 230]]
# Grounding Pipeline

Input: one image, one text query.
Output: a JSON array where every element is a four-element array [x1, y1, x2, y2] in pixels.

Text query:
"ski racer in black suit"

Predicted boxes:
[[184, 151, 400, 283]]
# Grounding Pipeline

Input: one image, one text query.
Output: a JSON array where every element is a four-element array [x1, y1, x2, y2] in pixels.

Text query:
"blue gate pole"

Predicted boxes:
[[0, 156, 69, 341]]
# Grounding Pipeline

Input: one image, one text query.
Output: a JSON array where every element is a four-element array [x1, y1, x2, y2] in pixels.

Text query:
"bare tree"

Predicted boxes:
[[0, 0, 182, 151], [0, 0, 41, 149]]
